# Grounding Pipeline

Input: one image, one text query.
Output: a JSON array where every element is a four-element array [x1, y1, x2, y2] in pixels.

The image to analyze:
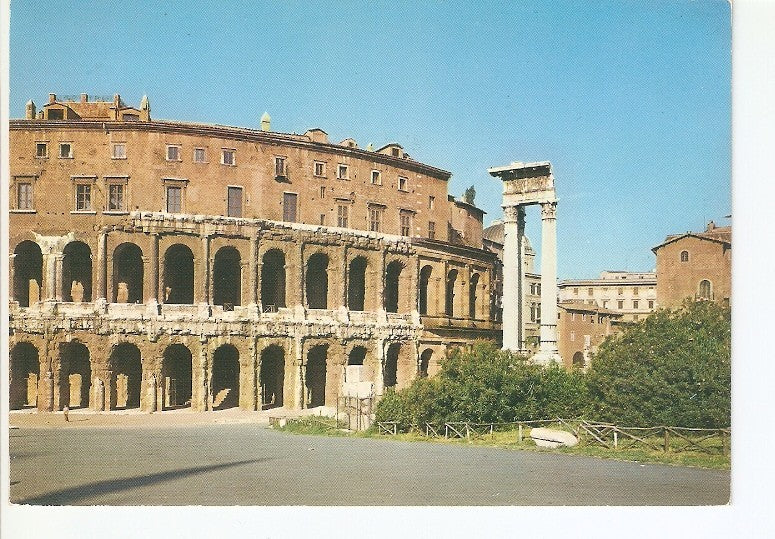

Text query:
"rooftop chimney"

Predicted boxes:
[[25, 99, 36, 120], [80, 93, 88, 103], [48, 93, 56, 104]]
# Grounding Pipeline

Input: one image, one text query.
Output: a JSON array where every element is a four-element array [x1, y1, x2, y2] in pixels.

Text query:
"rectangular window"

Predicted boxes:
[[428, 221, 436, 239], [320, 214, 326, 225], [648, 300, 654, 309], [275, 156, 286, 176], [337, 204, 349, 228], [283, 192, 298, 222], [17, 182, 33, 210], [371, 170, 381, 185], [320, 186, 326, 199], [194, 148, 206, 163], [227, 186, 243, 217], [59, 143, 73, 158], [107, 183, 125, 211], [222, 149, 236, 166], [398, 176, 408, 191], [337, 164, 349, 180], [602, 300, 608, 308], [166, 186, 182, 213], [48, 109, 64, 120], [112, 143, 126, 159], [633, 300, 639, 309], [617, 300, 624, 309], [166, 145, 181, 161], [633, 287, 639, 296], [369, 205, 384, 232], [429, 195, 435, 209], [587, 287, 593, 296], [573, 288, 578, 295], [75, 184, 92, 211], [618, 287, 624, 295], [314, 161, 326, 177], [35, 142, 48, 158], [400, 211, 412, 236]]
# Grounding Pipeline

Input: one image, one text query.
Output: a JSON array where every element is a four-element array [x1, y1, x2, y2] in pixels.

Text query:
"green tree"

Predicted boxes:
[[586, 301, 731, 428]]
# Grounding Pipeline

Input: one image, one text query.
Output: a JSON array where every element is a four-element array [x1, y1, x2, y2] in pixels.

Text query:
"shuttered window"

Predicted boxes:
[[283, 192, 298, 222]]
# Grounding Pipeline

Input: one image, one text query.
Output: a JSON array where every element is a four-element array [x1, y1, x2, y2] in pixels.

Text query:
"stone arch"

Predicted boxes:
[[59, 341, 91, 409], [384, 343, 400, 389], [699, 279, 712, 300], [109, 343, 142, 409], [260, 345, 285, 409], [62, 241, 93, 302], [10, 342, 40, 409], [419, 348, 433, 378], [347, 256, 367, 311], [445, 269, 459, 317], [305, 344, 327, 408], [212, 344, 240, 409], [306, 252, 329, 309], [163, 244, 194, 304], [572, 351, 585, 368], [348, 346, 367, 366], [419, 264, 433, 315], [469, 272, 480, 319], [261, 249, 286, 310], [162, 344, 193, 409], [112, 242, 144, 303], [385, 261, 403, 313], [213, 246, 242, 307], [13, 240, 42, 307]]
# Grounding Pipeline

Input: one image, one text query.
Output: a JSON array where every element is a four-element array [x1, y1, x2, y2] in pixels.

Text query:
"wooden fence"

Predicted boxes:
[[374, 418, 730, 455]]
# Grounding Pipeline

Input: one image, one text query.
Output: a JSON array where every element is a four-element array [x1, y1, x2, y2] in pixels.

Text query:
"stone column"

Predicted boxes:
[[200, 234, 211, 305], [374, 338, 385, 397], [535, 201, 560, 364], [149, 233, 159, 303], [501, 205, 524, 351], [53, 254, 63, 301], [293, 337, 304, 410], [8, 254, 15, 302], [96, 230, 108, 300], [249, 233, 258, 306]]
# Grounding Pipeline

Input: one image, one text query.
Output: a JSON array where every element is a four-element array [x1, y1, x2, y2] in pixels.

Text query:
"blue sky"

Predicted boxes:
[[9, 0, 731, 279]]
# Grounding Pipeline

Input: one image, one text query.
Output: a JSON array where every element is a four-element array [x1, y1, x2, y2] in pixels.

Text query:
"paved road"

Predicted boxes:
[[9, 424, 729, 505]]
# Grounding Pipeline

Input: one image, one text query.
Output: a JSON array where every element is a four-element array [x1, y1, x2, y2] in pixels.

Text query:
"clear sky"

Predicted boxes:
[[8, 0, 730, 279]]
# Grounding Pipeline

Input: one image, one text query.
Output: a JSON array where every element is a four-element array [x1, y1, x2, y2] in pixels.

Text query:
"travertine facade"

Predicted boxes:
[[652, 221, 731, 309], [8, 93, 499, 412], [558, 271, 657, 322]]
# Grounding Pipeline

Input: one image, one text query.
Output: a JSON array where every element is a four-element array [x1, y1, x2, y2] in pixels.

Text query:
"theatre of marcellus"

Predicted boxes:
[[8, 92, 518, 414]]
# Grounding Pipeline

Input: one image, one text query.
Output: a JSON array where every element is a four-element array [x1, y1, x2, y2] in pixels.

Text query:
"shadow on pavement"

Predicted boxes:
[[13, 458, 268, 505]]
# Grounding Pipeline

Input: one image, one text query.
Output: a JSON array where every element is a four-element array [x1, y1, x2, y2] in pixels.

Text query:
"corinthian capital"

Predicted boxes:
[[540, 201, 557, 220], [503, 205, 525, 224]]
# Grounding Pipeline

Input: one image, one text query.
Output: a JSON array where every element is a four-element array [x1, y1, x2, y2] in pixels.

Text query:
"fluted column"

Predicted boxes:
[[536, 201, 560, 363], [501, 205, 524, 351]]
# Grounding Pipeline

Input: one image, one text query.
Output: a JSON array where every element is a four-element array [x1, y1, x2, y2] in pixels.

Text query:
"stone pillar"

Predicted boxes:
[[535, 201, 560, 364], [40, 370, 54, 412], [96, 230, 108, 300], [293, 338, 304, 410], [374, 338, 385, 397], [149, 233, 159, 303], [249, 233, 258, 306], [501, 205, 524, 351], [201, 235, 211, 305], [8, 254, 15, 302]]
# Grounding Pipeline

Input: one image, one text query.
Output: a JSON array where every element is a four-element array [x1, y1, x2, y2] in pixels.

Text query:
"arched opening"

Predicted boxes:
[[13, 241, 42, 307], [59, 342, 91, 409], [572, 351, 585, 368], [445, 269, 458, 317], [306, 345, 327, 408], [469, 273, 480, 319], [419, 265, 432, 315], [385, 261, 403, 313], [213, 247, 241, 307], [112, 243, 144, 303], [261, 249, 286, 310], [347, 257, 367, 311], [62, 241, 92, 302], [419, 349, 433, 378], [10, 342, 40, 409], [163, 244, 194, 304], [260, 345, 285, 409], [680, 250, 689, 262], [384, 343, 400, 389], [212, 345, 240, 410], [109, 343, 142, 409], [306, 253, 329, 309], [348, 346, 367, 366], [699, 279, 712, 300], [162, 344, 193, 409]]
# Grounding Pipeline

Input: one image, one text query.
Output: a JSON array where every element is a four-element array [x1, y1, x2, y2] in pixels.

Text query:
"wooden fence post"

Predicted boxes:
[[721, 429, 727, 457], [613, 430, 618, 449], [663, 427, 670, 452], [518, 423, 523, 443]]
